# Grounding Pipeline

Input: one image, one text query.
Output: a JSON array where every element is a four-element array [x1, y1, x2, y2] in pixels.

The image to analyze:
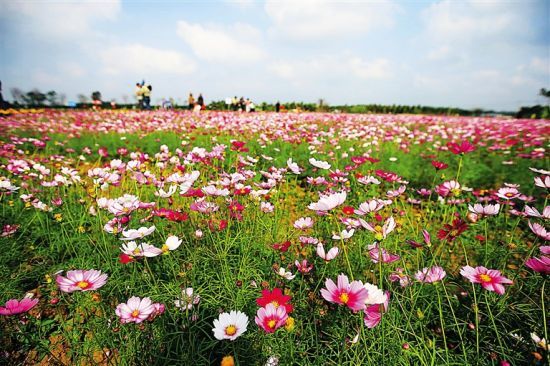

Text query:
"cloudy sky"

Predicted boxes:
[[1, 0, 549, 110]]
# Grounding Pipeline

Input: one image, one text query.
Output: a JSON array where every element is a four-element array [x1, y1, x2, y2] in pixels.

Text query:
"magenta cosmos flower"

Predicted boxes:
[[115, 296, 156, 324], [56, 270, 108, 293], [321, 274, 369, 311], [255, 303, 288, 333], [0, 297, 38, 316], [460, 266, 513, 295], [525, 246, 550, 274]]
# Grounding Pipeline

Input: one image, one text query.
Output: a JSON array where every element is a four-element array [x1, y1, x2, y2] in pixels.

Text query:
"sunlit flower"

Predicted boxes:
[[257, 286, 293, 311], [415, 266, 446, 283], [212, 310, 248, 341], [316, 242, 339, 261], [460, 266, 512, 295], [364, 291, 390, 328], [162, 235, 182, 253], [0, 297, 38, 316], [287, 158, 302, 174], [360, 216, 396, 240], [363, 283, 387, 305], [528, 221, 550, 240], [115, 296, 156, 324], [496, 187, 520, 200], [321, 274, 368, 311], [367, 243, 400, 264], [56, 270, 108, 293], [468, 203, 500, 217], [307, 191, 347, 212], [534, 175, 550, 189], [309, 158, 331, 170], [293, 217, 314, 230], [120, 241, 162, 257], [255, 303, 288, 333], [276, 267, 296, 280], [332, 229, 355, 240], [120, 226, 156, 241]]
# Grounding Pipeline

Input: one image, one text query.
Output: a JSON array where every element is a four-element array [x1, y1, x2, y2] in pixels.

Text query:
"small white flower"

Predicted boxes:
[[276, 267, 296, 280]]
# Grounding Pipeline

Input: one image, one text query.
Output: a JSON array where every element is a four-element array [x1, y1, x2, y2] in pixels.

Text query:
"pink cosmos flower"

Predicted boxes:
[[0, 297, 38, 316], [115, 296, 156, 323], [364, 291, 390, 328], [320, 274, 369, 311], [360, 216, 396, 240], [525, 246, 550, 274], [415, 266, 446, 283], [436, 180, 461, 198], [524, 205, 550, 219], [367, 243, 400, 264], [260, 202, 274, 213], [534, 175, 550, 189], [496, 187, 520, 200], [308, 191, 347, 212], [293, 217, 314, 230], [355, 199, 386, 215], [528, 221, 550, 241], [120, 226, 156, 241], [468, 203, 500, 217], [316, 242, 339, 261], [56, 270, 108, 293], [389, 268, 411, 287], [120, 241, 163, 258], [460, 266, 513, 295], [295, 259, 314, 273], [255, 303, 288, 333], [286, 158, 302, 174]]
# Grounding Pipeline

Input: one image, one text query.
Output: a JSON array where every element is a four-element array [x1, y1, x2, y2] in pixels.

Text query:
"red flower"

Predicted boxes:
[[431, 160, 448, 170], [447, 140, 475, 155], [375, 169, 401, 182], [437, 217, 468, 242], [119, 253, 134, 264], [342, 206, 355, 215], [272, 241, 291, 252], [231, 141, 249, 152], [256, 288, 293, 313]]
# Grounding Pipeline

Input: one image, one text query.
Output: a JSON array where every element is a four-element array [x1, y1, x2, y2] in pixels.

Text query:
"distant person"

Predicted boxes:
[[142, 84, 152, 110], [135, 83, 143, 109], [188, 93, 195, 110], [275, 101, 280, 113], [197, 93, 204, 109], [232, 96, 238, 111], [0, 81, 5, 109], [248, 100, 255, 113], [239, 97, 245, 112]]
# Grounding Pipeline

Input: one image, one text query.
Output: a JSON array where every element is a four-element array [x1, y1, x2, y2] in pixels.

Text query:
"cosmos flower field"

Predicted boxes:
[[0, 110, 548, 365]]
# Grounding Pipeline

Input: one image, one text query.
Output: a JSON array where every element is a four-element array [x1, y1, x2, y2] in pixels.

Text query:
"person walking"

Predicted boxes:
[[197, 93, 204, 109], [188, 93, 195, 110], [141, 84, 152, 110], [135, 83, 143, 109]]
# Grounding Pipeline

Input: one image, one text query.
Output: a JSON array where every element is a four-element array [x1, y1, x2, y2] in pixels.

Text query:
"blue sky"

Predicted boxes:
[[1, 0, 549, 110]]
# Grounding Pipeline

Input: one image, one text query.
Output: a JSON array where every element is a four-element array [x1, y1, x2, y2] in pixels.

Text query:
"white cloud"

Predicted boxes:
[[176, 21, 264, 63], [99, 44, 196, 76], [265, 0, 399, 40], [349, 58, 392, 79], [59, 62, 87, 78], [269, 55, 392, 82], [2, 0, 121, 39], [222, 0, 256, 9]]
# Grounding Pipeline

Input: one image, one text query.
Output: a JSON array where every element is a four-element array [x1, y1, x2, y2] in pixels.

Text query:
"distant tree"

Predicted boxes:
[[58, 93, 67, 106], [77, 94, 89, 104], [10, 87, 25, 105], [91, 91, 102, 102], [46, 90, 58, 106], [24, 89, 46, 106], [539, 88, 550, 99]]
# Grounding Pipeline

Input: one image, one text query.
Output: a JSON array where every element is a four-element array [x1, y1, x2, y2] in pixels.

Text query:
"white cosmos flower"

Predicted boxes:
[[276, 267, 296, 280], [121, 241, 162, 257], [287, 158, 302, 174], [316, 243, 339, 261], [363, 283, 387, 305], [155, 185, 177, 198], [309, 158, 331, 170], [162, 235, 182, 253], [332, 229, 355, 240], [120, 226, 156, 241], [212, 310, 249, 341], [308, 191, 347, 212]]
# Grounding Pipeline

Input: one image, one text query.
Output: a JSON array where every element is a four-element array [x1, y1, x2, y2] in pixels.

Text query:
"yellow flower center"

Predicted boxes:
[[505, 192, 514, 197], [225, 325, 237, 336], [131, 310, 140, 317], [161, 244, 169, 253], [339, 292, 349, 304], [270, 301, 279, 308], [479, 274, 492, 283], [133, 248, 142, 255], [267, 320, 277, 329], [76, 281, 90, 289]]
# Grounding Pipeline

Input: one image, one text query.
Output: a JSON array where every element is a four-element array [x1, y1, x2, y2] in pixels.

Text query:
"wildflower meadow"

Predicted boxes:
[[0, 109, 548, 365]]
